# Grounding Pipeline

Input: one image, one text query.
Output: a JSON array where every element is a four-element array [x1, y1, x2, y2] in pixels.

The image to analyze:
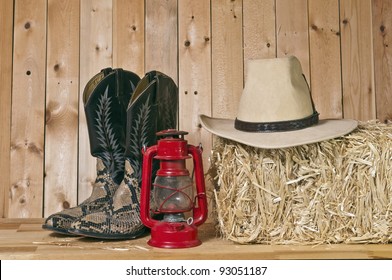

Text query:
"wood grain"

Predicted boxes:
[[309, 0, 342, 119], [340, 0, 376, 121], [276, 0, 310, 82], [0, 218, 390, 260], [178, 0, 212, 165], [113, 0, 145, 76], [211, 0, 243, 119], [178, 0, 214, 218], [10, 0, 47, 218], [79, 0, 113, 203], [243, 0, 276, 74], [373, 0, 392, 123], [145, 0, 178, 83], [44, 0, 80, 216], [0, 0, 14, 218]]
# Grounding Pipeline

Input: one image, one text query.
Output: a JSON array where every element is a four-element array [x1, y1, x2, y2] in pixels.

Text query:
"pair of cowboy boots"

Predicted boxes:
[[42, 68, 178, 239]]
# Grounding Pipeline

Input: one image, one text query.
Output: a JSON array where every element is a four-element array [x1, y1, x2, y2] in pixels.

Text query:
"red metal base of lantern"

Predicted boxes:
[[147, 221, 201, 249]]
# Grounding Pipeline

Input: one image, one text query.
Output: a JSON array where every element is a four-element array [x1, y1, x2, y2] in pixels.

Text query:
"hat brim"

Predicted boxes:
[[199, 115, 358, 149]]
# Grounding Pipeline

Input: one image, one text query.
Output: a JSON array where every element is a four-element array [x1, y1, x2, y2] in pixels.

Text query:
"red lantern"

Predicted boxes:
[[140, 129, 208, 248]]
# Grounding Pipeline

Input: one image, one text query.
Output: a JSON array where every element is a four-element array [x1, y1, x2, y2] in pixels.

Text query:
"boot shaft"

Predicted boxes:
[[84, 68, 141, 184], [126, 71, 179, 182]]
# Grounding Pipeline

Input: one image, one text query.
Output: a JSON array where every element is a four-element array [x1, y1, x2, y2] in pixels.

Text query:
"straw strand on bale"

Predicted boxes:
[[208, 121, 392, 245]]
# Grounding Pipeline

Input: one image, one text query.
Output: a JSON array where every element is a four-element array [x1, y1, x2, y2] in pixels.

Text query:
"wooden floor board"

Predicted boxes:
[[0, 219, 391, 260]]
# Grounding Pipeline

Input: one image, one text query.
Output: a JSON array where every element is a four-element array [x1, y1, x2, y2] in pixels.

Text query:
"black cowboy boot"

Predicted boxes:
[[68, 71, 178, 239], [42, 68, 140, 234]]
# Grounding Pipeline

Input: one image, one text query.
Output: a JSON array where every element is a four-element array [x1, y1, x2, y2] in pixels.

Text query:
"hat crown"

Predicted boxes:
[[237, 56, 314, 123]]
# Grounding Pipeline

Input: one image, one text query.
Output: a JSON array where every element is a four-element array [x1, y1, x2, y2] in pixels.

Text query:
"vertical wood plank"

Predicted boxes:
[[178, 0, 213, 219], [45, 0, 80, 216], [211, 0, 243, 119], [276, 0, 310, 82], [243, 0, 276, 73], [113, 0, 145, 76], [145, 0, 178, 83], [10, 0, 47, 218], [340, 0, 375, 121], [178, 0, 212, 168], [0, 0, 14, 218], [373, 0, 392, 122], [308, 0, 342, 119], [79, 0, 113, 202]]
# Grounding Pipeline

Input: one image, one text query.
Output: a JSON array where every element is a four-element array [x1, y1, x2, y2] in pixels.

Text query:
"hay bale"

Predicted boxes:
[[208, 121, 392, 244]]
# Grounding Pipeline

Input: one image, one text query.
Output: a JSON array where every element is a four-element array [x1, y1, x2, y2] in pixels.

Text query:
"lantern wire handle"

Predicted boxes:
[[191, 143, 203, 180]]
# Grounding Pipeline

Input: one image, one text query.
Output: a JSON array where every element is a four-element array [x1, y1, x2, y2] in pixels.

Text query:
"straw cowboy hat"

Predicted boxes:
[[199, 56, 357, 149]]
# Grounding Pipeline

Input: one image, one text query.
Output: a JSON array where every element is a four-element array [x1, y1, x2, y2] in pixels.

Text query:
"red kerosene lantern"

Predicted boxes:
[[140, 129, 208, 248]]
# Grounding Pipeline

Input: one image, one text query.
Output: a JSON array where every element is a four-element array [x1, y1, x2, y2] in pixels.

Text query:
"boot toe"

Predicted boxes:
[[68, 211, 146, 240], [42, 213, 78, 235]]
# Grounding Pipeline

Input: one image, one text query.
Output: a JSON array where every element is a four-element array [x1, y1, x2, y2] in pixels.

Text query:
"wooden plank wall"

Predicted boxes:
[[0, 0, 14, 218], [45, 0, 79, 220], [1, 0, 391, 218]]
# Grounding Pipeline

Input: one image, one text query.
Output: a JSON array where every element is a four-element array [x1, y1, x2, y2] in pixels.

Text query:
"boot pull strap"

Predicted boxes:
[[115, 68, 125, 100], [100, 67, 113, 76]]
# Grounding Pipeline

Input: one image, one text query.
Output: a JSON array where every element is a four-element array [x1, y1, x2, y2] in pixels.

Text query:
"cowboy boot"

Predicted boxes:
[[68, 71, 178, 239], [42, 68, 140, 234]]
